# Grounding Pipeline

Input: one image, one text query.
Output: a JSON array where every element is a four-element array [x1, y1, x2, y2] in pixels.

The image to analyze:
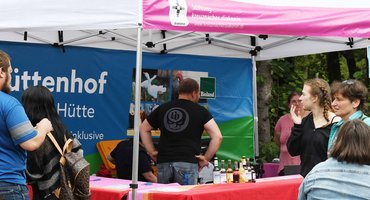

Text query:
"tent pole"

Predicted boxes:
[[252, 55, 259, 158], [131, 25, 143, 200]]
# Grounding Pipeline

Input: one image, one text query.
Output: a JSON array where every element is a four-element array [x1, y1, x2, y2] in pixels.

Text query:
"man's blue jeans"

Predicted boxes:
[[157, 162, 198, 185], [0, 182, 30, 200]]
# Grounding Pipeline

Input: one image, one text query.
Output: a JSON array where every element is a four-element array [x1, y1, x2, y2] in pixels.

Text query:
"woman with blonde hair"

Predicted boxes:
[[287, 78, 338, 177], [299, 119, 370, 199]]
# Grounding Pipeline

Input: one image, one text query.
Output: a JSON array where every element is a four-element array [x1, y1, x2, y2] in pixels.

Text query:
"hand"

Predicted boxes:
[[290, 105, 302, 124], [195, 155, 209, 171], [36, 118, 53, 133], [149, 150, 158, 162]]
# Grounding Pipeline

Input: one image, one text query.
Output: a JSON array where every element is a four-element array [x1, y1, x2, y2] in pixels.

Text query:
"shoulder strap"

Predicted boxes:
[[330, 115, 340, 124], [47, 132, 63, 156], [360, 114, 369, 121], [63, 138, 74, 154]]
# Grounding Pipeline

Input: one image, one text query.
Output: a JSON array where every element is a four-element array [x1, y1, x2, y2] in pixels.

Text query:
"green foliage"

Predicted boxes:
[[269, 58, 305, 131], [259, 137, 279, 163], [268, 49, 369, 139]]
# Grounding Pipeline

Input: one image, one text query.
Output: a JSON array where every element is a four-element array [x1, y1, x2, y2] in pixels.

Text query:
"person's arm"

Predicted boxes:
[[140, 119, 158, 161], [20, 118, 53, 151], [297, 180, 307, 200], [274, 131, 281, 146], [142, 171, 158, 183], [274, 118, 282, 146], [196, 119, 222, 169], [287, 123, 303, 157]]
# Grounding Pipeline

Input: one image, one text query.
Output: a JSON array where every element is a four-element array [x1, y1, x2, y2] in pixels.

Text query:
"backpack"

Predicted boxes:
[[47, 133, 91, 200]]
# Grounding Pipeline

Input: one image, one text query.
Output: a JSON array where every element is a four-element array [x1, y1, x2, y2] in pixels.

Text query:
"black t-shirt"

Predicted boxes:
[[146, 99, 213, 164], [110, 140, 152, 181]]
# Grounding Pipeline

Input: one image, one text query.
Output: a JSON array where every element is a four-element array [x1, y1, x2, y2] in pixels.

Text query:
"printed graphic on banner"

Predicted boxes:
[[130, 69, 170, 129], [200, 77, 216, 99], [131, 69, 209, 125], [171, 70, 208, 103], [169, 0, 189, 26]]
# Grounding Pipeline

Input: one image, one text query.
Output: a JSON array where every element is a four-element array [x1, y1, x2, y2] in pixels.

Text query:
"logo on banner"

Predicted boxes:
[[200, 77, 216, 99], [169, 0, 189, 26]]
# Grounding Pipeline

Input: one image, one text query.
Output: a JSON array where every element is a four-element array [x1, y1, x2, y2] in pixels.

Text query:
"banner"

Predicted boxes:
[[0, 41, 253, 172], [143, 0, 370, 37]]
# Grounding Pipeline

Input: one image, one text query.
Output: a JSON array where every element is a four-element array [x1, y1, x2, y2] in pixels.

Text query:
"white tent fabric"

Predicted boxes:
[[0, 30, 368, 61], [0, 0, 141, 31], [0, 1, 369, 199]]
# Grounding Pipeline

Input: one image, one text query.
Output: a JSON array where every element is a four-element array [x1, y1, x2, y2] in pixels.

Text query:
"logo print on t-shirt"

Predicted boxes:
[[164, 107, 189, 133]]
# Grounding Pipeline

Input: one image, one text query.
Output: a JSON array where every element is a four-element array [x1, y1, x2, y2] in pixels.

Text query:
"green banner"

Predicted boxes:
[[200, 77, 216, 99]]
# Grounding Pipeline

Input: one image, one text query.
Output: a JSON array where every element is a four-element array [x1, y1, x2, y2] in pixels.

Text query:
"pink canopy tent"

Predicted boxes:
[[143, 0, 370, 38], [142, 0, 370, 162], [0, 1, 369, 200]]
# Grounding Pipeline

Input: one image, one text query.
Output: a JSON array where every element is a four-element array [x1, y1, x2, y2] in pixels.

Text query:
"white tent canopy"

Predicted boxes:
[[0, 0, 141, 31], [0, 1, 369, 199], [1, 0, 369, 61]]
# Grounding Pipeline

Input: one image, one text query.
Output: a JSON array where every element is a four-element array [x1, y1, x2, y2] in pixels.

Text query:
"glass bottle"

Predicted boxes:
[[239, 160, 246, 183], [241, 156, 247, 169], [246, 165, 252, 183], [212, 157, 221, 184], [226, 160, 233, 183], [233, 161, 239, 183], [220, 160, 226, 184], [251, 165, 256, 183]]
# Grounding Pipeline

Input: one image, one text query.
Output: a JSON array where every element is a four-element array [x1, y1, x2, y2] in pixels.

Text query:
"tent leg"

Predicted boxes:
[[131, 25, 143, 200], [252, 55, 259, 158]]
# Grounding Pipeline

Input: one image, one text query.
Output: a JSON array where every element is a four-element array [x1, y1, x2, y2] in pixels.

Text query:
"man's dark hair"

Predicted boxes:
[[178, 78, 199, 95]]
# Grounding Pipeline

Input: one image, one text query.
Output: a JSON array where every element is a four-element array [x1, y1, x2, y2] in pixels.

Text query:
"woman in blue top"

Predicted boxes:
[[328, 79, 370, 152], [299, 119, 370, 200]]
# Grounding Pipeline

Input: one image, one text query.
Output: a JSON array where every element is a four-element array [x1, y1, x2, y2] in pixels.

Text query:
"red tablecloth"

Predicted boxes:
[[142, 175, 303, 200]]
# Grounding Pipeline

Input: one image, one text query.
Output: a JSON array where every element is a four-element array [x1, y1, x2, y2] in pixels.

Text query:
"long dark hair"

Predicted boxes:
[[21, 85, 72, 147]]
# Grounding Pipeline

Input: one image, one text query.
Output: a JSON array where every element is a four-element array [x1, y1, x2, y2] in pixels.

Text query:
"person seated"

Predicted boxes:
[[298, 119, 370, 199], [107, 138, 157, 182]]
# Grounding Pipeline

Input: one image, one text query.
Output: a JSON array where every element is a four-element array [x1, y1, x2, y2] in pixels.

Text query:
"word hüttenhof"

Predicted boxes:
[[11, 68, 108, 94]]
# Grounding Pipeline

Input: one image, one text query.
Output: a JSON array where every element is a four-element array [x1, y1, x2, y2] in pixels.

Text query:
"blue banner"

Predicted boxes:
[[0, 41, 253, 167]]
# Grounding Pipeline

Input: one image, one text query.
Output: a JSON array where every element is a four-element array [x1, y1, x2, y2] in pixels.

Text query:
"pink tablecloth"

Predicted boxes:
[[90, 176, 179, 200], [262, 162, 280, 177]]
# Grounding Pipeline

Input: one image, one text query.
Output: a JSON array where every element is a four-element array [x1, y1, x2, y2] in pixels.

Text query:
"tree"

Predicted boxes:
[[257, 61, 273, 145], [326, 52, 341, 82]]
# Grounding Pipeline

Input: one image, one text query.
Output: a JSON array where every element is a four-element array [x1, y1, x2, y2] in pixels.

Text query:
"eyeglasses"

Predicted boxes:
[[342, 80, 355, 85]]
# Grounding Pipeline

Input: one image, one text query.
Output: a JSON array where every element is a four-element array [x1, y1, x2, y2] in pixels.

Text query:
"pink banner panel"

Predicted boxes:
[[143, 0, 370, 37]]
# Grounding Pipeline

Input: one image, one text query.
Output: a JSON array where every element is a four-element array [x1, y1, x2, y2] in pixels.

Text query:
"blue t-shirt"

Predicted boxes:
[[0, 91, 37, 185]]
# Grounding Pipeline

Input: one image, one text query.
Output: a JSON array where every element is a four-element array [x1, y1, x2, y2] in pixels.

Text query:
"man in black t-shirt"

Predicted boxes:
[[108, 139, 157, 182], [140, 78, 222, 185]]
